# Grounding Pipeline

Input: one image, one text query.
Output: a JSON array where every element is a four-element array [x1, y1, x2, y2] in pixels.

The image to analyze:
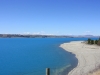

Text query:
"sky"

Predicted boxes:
[[0, 0, 100, 35]]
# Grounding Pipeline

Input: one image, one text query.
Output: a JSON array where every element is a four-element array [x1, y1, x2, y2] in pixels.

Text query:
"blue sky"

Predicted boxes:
[[0, 0, 100, 35]]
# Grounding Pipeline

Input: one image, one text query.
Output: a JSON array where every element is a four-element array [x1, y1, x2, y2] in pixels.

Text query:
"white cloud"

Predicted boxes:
[[83, 31, 92, 35], [23, 32, 30, 34], [31, 31, 45, 35], [22, 31, 55, 35], [86, 31, 91, 33], [32, 32, 40, 35]]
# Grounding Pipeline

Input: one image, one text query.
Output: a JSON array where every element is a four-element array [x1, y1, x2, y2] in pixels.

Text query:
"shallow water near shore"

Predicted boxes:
[[0, 38, 98, 75]]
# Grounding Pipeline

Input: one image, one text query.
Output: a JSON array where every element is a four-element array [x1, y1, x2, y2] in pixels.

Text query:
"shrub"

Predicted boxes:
[[91, 40, 94, 44], [97, 40, 100, 46], [88, 38, 91, 44], [95, 40, 98, 44]]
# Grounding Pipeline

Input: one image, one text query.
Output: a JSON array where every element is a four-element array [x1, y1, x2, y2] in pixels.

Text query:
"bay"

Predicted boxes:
[[0, 38, 96, 75]]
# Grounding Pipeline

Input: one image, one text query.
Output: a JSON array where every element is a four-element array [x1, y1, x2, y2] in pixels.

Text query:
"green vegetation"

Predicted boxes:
[[87, 38, 100, 46], [88, 38, 91, 44], [91, 40, 94, 44], [95, 40, 98, 44]]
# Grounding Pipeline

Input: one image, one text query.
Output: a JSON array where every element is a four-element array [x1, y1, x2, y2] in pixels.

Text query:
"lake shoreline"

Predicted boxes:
[[60, 41, 100, 75]]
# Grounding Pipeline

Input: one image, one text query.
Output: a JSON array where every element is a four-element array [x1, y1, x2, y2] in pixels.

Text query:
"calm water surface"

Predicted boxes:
[[0, 38, 97, 75]]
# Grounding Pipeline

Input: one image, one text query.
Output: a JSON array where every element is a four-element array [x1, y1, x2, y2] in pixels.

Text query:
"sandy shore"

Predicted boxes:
[[60, 41, 100, 75]]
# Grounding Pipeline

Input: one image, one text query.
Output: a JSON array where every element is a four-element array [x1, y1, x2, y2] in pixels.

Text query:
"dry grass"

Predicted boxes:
[[97, 40, 100, 46], [88, 65, 100, 75], [88, 69, 100, 75]]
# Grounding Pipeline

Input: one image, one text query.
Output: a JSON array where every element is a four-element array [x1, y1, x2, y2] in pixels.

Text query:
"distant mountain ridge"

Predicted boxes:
[[0, 34, 99, 38]]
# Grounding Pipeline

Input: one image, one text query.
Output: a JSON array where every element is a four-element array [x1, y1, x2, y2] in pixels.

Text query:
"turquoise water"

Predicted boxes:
[[0, 38, 96, 75]]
